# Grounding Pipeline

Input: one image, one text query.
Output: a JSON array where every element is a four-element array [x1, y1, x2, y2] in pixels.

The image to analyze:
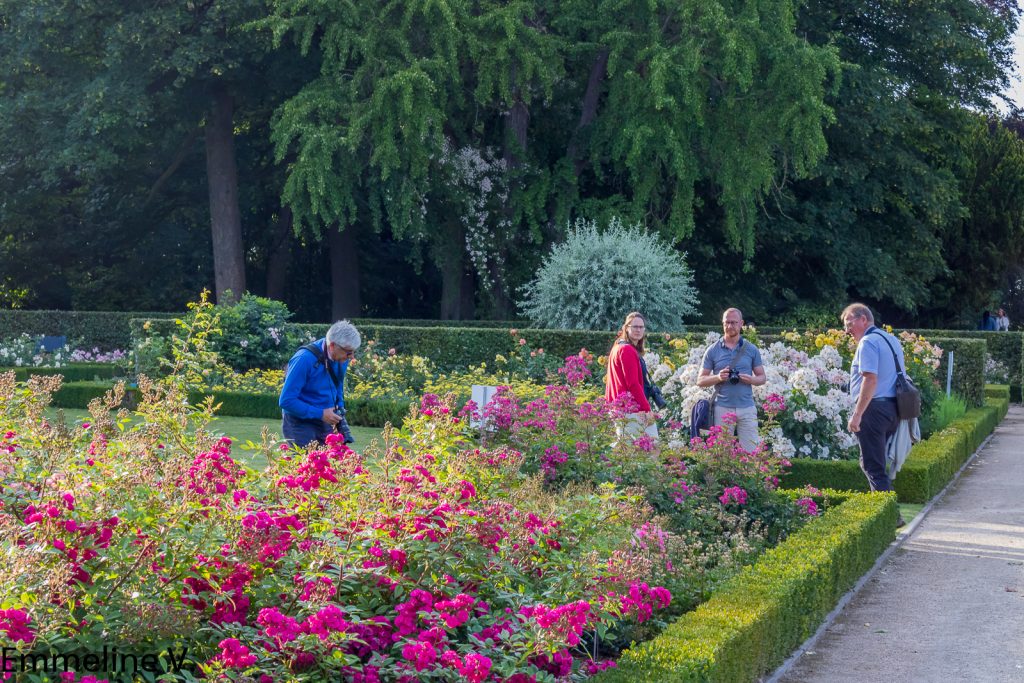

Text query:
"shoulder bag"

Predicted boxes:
[[867, 331, 921, 420]]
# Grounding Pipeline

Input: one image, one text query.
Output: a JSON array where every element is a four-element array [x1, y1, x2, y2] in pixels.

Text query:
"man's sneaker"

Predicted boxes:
[[896, 515, 907, 528]]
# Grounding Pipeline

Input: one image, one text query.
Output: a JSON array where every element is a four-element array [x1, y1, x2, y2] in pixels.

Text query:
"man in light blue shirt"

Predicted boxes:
[[842, 303, 904, 497], [696, 308, 766, 451], [279, 320, 361, 447]]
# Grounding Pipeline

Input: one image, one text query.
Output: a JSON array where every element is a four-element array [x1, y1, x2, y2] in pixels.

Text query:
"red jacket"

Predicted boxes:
[[604, 341, 651, 412]]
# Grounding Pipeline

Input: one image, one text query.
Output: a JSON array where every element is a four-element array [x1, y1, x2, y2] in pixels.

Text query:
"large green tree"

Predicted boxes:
[[687, 0, 1019, 324], [265, 0, 840, 318], [0, 0, 306, 308]]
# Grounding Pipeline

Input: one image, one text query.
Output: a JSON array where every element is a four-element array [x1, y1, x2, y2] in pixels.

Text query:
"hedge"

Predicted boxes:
[[782, 394, 1008, 503], [907, 329, 1022, 401], [349, 318, 521, 328], [3, 364, 120, 382], [50, 382, 410, 428], [930, 337, 986, 407], [0, 310, 176, 350], [597, 490, 897, 683], [131, 318, 622, 372]]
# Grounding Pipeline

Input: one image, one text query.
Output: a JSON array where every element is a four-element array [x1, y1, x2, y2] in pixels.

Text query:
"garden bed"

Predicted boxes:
[[598, 490, 897, 682]]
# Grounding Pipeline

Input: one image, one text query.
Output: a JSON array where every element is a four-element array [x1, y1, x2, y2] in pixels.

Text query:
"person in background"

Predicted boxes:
[[979, 310, 998, 331], [995, 308, 1010, 331], [279, 320, 361, 447], [604, 311, 658, 440]]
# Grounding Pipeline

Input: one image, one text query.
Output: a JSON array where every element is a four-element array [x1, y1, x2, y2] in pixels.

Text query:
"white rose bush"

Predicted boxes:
[[648, 328, 943, 461]]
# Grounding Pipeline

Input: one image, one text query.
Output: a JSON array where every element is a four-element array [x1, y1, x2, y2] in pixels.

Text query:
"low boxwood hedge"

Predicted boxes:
[[598, 490, 897, 682], [187, 390, 410, 427], [985, 384, 1010, 401], [782, 394, 1009, 503], [3, 363, 120, 382], [49, 381, 409, 428]]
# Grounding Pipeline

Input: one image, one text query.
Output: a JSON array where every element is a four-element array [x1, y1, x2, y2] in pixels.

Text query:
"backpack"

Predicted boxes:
[[689, 398, 714, 441]]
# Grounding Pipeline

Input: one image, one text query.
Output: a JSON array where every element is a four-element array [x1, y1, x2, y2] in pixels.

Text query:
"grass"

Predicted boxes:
[[45, 408, 385, 468], [898, 502, 924, 525]]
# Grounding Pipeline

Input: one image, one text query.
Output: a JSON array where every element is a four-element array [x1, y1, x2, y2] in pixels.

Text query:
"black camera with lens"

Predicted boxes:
[[727, 368, 742, 385], [334, 405, 356, 444]]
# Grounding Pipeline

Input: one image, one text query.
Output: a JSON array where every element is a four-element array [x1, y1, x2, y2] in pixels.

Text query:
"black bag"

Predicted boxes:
[[689, 398, 713, 440], [868, 331, 921, 420]]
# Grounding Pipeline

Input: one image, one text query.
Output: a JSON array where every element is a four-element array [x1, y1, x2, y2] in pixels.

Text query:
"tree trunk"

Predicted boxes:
[[569, 47, 609, 177], [490, 94, 530, 319], [460, 267, 476, 320], [328, 224, 361, 319], [438, 222, 465, 320], [265, 206, 293, 301], [205, 83, 246, 304]]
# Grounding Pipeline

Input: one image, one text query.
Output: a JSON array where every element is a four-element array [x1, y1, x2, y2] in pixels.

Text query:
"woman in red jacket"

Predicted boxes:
[[604, 311, 658, 439]]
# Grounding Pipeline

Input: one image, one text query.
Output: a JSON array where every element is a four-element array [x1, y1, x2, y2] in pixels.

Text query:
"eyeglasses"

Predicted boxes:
[[333, 345, 356, 359], [628, 324, 646, 330]]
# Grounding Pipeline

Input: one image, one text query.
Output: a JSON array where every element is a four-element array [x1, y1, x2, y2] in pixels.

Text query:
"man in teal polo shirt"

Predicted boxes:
[[842, 303, 905, 497], [696, 308, 766, 451]]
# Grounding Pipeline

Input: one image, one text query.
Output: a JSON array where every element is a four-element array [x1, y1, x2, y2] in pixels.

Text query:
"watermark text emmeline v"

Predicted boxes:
[[1, 645, 190, 676]]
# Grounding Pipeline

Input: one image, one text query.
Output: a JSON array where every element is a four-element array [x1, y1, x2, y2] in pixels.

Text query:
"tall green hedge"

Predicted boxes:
[[0, 310, 176, 350], [930, 337, 986, 407]]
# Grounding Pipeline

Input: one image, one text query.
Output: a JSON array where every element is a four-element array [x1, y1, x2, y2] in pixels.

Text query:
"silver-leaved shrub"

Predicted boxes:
[[519, 217, 699, 330]]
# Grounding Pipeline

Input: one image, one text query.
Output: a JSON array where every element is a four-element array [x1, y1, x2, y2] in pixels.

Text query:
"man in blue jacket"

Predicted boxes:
[[279, 320, 361, 447]]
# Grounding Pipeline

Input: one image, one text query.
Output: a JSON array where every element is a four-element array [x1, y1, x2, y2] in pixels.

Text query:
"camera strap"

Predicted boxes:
[[711, 338, 746, 403], [300, 342, 343, 407]]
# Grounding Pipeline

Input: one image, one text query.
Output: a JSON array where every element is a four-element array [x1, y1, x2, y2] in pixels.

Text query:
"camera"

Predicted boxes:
[[727, 368, 741, 385], [334, 406, 356, 444]]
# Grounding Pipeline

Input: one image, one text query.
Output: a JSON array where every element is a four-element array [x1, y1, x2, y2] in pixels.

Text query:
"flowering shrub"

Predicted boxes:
[[477, 384, 806, 619], [68, 347, 129, 364], [208, 368, 286, 394], [0, 333, 70, 368], [654, 329, 944, 460], [985, 353, 1010, 384], [198, 294, 307, 371], [0, 374, 686, 681]]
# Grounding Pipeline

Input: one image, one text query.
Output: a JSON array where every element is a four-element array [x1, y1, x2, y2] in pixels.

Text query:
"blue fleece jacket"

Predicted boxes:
[[278, 338, 349, 420]]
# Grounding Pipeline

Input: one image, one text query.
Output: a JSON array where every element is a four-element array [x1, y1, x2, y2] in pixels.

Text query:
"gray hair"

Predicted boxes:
[[841, 303, 874, 324], [722, 307, 744, 321], [326, 320, 361, 350]]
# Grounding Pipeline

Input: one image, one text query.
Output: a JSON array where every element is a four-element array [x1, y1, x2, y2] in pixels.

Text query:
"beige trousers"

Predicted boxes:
[[713, 405, 760, 452]]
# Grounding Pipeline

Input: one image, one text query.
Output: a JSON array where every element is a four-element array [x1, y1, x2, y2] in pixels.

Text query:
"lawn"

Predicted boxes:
[[45, 408, 385, 467]]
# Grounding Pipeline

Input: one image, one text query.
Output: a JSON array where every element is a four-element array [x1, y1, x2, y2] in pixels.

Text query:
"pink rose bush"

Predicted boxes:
[[0, 373, 681, 681]]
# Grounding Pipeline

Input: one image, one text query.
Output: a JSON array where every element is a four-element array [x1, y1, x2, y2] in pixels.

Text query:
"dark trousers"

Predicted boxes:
[[282, 412, 333, 448], [856, 399, 899, 492]]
